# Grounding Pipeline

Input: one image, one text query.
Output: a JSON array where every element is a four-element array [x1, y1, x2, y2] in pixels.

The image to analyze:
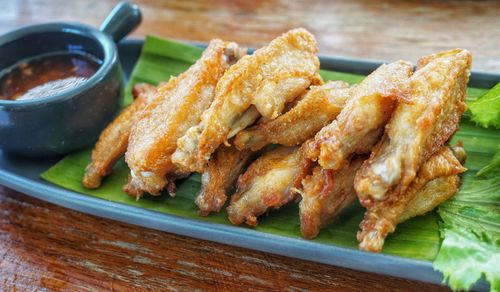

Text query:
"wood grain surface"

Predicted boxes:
[[1, 0, 498, 290], [1, 0, 499, 72]]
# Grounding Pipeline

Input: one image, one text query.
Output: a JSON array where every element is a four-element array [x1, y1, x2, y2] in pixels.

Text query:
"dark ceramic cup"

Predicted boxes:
[[0, 2, 141, 156]]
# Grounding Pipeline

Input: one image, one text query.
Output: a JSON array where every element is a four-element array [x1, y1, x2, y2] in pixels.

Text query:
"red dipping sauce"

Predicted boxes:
[[0, 52, 100, 101]]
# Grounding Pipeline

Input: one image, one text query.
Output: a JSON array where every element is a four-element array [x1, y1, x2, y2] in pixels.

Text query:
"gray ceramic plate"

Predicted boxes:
[[0, 39, 496, 290]]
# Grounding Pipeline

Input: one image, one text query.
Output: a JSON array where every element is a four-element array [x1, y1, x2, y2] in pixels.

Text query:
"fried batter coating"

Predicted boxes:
[[227, 147, 301, 226], [172, 28, 321, 173], [298, 157, 364, 239], [234, 81, 350, 151], [196, 144, 254, 216], [358, 146, 466, 252], [82, 83, 157, 189], [355, 49, 471, 205], [125, 40, 245, 196], [304, 61, 413, 171]]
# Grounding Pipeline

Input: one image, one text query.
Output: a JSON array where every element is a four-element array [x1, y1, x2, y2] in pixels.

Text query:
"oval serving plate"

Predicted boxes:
[[0, 39, 496, 290]]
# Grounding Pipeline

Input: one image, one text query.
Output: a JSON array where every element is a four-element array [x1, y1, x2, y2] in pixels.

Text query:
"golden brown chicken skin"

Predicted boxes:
[[172, 28, 321, 173], [298, 156, 365, 239], [196, 144, 254, 216], [355, 49, 471, 205], [398, 176, 460, 222], [125, 40, 245, 196], [234, 81, 350, 151], [304, 61, 413, 171], [82, 83, 157, 189], [227, 147, 301, 226], [358, 146, 466, 252]]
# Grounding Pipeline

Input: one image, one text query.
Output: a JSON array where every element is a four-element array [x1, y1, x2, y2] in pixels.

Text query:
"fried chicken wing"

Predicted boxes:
[[358, 145, 466, 252], [227, 146, 301, 226], [82, 83, 157, 189], [398, 176, 460, 222], [124, 40, 246, 196], [172, 28, 321, 173], [355, 49, 471, 205], [298, 156, 364, 239], [196, 144, 254, 216], [304, 61, 413, 171], [234, 81, 350, 151]]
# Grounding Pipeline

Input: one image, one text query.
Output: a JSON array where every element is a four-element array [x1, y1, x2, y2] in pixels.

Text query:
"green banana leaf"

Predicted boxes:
[[41, 36, 498, 269]]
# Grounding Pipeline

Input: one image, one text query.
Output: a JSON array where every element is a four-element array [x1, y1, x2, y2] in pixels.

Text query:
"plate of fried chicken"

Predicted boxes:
[[83, 28, 471, 252], [0, 28, 495, 287]]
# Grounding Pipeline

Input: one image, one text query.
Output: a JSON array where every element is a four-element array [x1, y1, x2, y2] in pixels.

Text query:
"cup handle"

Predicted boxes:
[[99, 2, 142, 43]]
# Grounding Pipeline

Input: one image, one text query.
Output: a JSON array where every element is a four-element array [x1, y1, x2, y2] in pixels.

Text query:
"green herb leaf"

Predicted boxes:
[[469, 82, 500, 129], [435, 127, 500, 291], [433, 226, 500, 292]]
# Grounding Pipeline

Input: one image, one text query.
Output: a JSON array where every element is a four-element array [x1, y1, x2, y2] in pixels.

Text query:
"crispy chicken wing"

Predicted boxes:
[[227, 146, 301, 226], [304, 61, 413, 171], [355, 49, 471, 205], [233, 81, 350, 151], [172, 28, 321, 173], [196, 144, 254, 216], [358, 145, 466, 252], [398, 176, 460, 222], [124, 40, 245, 196], [298, 156, 365, 239], [82, 83, 157, 189]]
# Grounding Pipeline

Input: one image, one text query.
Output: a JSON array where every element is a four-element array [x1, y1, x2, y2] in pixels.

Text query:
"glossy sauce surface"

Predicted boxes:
[[0, 52, 100, 101]]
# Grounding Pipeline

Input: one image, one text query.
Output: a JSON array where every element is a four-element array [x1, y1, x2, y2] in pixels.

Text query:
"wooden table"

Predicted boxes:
[[1, 0, 497, 290]]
